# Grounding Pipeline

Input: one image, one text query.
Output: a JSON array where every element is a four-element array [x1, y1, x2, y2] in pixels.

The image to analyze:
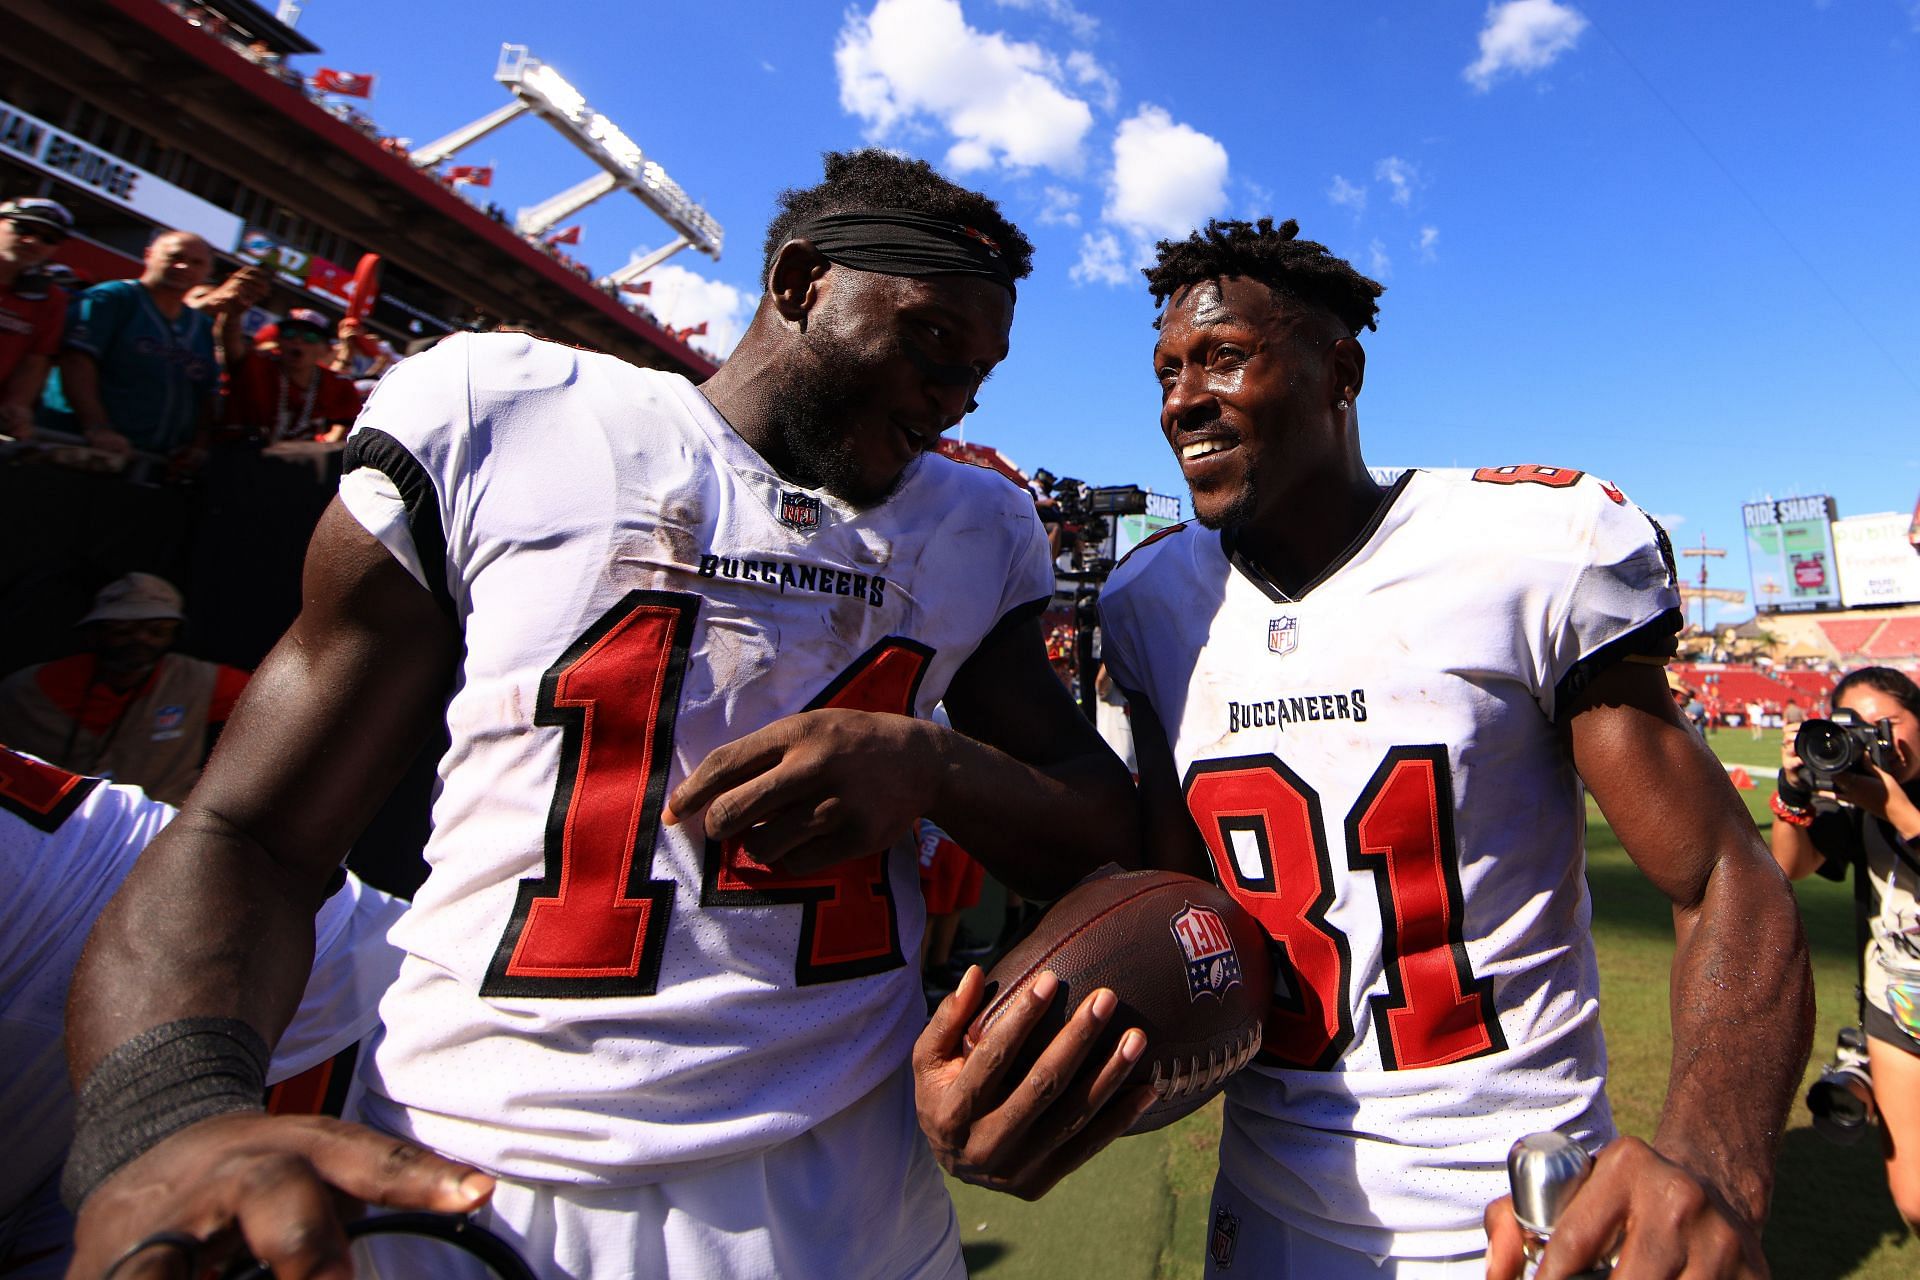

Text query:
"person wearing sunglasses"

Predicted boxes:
[[224, 308, 362, 445], [0, 197, 74, 439]]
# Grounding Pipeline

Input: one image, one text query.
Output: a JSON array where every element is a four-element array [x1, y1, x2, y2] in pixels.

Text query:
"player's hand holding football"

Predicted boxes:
[[67, 1112, 492, 1279], [912, 966, 1154, 1201], [666, 708, 950, 872], [1482, 1135, 1766, 1279]]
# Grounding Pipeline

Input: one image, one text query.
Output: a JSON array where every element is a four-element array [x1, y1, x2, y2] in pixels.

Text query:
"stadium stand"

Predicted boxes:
[[1862, 616, 1920, 659], [1819, 617, 1885, 655], [1777, 670, 1836, 699]]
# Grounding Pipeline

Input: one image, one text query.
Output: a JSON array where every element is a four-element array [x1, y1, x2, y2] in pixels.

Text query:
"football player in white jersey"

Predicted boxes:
[[926, 219, 1814, 1277], [60, 151, 1146, 1280], [0, 745, 405, 1278]]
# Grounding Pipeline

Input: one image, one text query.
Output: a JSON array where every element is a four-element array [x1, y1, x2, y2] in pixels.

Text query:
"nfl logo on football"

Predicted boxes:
[[1267, 615, 1298, 656], [1170, 903, 1242, 1002], [779, 491, 822, 532]]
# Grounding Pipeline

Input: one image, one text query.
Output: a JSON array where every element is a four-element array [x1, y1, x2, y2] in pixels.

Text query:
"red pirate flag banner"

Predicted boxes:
[[311, 68, 375, 98]]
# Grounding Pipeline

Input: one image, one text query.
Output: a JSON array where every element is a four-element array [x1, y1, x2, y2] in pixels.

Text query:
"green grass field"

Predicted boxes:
[[947, 728, 1918, 1277]]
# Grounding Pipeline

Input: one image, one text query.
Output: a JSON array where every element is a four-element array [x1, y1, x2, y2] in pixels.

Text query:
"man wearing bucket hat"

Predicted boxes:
[[0, 197, 75, 438], [0, 573, 250, 804]]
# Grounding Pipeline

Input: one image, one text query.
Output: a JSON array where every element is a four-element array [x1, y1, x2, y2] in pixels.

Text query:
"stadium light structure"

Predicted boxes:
[[410, 45, 723, 269]]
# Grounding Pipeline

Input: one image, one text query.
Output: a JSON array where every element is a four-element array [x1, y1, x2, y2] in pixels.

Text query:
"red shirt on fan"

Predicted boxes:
[[225, 351, 361, 441], [0, 277, 65, 383]]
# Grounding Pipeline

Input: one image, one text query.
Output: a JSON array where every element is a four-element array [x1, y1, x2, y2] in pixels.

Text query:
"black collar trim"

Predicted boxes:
[[1221, 470, 1415, 604]]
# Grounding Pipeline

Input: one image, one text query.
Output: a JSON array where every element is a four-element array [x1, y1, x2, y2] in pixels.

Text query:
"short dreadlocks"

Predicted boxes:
[[1142, 218, 1383, 335], [762, 149, 1035, 285]]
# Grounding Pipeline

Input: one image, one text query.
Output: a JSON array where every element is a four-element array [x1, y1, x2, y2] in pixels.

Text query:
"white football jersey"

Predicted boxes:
[[1098, 467, 1681, 1258], [0, 747, 404, 1251], [335, 333, 1052, 1183]]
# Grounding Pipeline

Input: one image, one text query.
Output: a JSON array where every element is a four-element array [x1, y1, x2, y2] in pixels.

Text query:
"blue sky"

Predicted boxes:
[[287, 0, 1919, 626]]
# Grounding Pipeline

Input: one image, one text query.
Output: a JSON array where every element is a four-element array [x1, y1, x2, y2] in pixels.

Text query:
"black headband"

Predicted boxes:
[[793, 210, 1017, 296]]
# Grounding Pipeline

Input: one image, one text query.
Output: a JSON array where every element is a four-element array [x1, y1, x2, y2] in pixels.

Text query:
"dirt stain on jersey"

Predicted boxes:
[[613, 498, 706, 585], [699, 609, 779, 694], [446, 674, 534, 741]]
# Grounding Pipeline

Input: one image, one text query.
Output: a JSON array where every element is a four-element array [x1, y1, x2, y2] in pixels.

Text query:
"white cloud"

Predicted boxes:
[[628, 258, 753, 358], [836, 0, 1094, 173], [1038, 184, 1081, 226], [1417, 226, 1439, 260], [1328, 174, 1367, 214], [1375, 156, 1417, 206], [1368, 238, 1392, 279], [994, 0, 1099, 41], [1066, 50, 1120, 113], [1105, 105, 1230, 242], [1070, 230, 1127, 286], [1465, 1, 1589, 92]]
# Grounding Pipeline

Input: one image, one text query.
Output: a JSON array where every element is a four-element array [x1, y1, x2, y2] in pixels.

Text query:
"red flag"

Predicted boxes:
[[303, 256, 354, 307], [546, 225, 581, 246], [684, 321, 708, 337], [311, 68, 375, 98], [620, 280, 653, 295], [446, 165, 494, 187]]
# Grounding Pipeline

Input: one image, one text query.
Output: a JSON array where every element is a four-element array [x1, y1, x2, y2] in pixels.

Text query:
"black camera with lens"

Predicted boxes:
[[1794, 709, 1897, 794], [1807, 1024, 1877, 1143]]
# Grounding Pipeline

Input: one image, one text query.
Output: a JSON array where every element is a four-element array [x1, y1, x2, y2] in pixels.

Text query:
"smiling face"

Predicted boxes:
[[763, 267, 1013, 507], [1152, 276, 1356, 535]]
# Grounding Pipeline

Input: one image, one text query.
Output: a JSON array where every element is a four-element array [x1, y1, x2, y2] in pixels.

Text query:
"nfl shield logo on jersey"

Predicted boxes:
[[778, 491, 822, 531], [1210, 1206, 1239, 1269], [1267, 615, 1298, 656], [1170, 903, 1242, 1002]]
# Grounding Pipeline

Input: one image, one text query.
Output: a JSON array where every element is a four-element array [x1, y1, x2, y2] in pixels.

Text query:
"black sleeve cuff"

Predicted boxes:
[[980, 594, 1052, 652], [1552, 608, 1683, 719], [342, 428, 455, 619]]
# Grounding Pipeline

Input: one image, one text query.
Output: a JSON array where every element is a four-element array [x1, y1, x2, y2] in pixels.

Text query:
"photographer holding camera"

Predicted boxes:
[[1771, 666, 1920, 1230]]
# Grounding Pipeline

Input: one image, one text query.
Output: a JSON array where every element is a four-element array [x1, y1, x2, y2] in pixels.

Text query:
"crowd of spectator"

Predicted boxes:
[[1, 205, 376, 465], [154, 0, 714, 359], [0, 196, 432, 872]]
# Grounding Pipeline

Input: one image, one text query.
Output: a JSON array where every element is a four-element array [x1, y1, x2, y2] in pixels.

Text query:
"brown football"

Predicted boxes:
[[966, 868, 1271, 1133]]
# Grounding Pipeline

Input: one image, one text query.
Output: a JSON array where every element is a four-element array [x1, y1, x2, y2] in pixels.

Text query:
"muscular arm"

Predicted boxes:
[[1122, 687, 1208, 878], [932, 619, 1141, 896], [1573, 660, 1812, 1228], [0, 352, 47, 436], [68, 499, 456, 1079], [1768, 747, 1830, 883], [58, 349, 113, 432]]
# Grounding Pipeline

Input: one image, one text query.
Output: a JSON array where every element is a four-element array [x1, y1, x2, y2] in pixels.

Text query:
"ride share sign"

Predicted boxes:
[[1743, 495, 1842, 612]]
